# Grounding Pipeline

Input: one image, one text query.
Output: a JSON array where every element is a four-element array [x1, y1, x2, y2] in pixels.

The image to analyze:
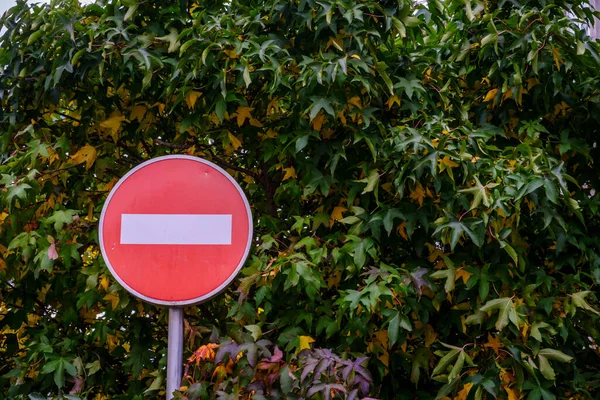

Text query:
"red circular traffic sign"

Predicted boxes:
[[99, 155, 253, 306]]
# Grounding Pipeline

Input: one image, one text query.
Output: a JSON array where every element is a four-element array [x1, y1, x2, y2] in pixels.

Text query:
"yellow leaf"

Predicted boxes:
[[484, 333, 503, 355], [322, 129, 335, 140], [99, 275, 109, 291], [209, 113, 221, 126], [298, 335, 315, 351], [425, 324, 437, 347], [223, 49, 238, 59], [99, 177, 118, 193], [409, 182, 426, 207], [329, 206, 347, 227], [106, 333, 120, 351], [228, 132, 242, 150], [504, 387, 520, 400], [455, 268, 472, 284], [502, 89, 513, 101], [337, 110, 347, 126], [350, 54, 361, 59], [551, 45, 563, 70], [454, 382, 473, 400], [386, 95, 401, 109], [312, 112, 326, 131], [526, 77, 539, 91], [327, 269, 342, 287], [440, 155, 459, 168], [86, 201, 94, 222], [185, 91, 202, 109], [71, 145, 98, 170], [374, 330, 389, 348], [348, 96, 362, 109], [378, 351, 390, 368], [129, 105, 147, 122], [282, 167, 296, 181], [103, 292, 119, 310], [397, 222, 408, 240], [100, 114, 128, 142], [249, 118, 263, 127], [259, 129, 278, 140], [267, 97, 279, 115], [236, 106, 253, 127], [483, 88, 498, 102]]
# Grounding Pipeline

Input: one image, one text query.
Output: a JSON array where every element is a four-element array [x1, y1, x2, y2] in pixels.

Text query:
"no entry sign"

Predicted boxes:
[[99, 155, 253, 306]]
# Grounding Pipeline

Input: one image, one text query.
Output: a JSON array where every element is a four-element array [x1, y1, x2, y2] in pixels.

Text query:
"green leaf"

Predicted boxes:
[[388, 312, 400, 347], [537, 355, 555, 380], [280, 365, 293, 394], [538, 349, 573, 363], [359, 170, 380, 194], [296, 135, 309, 153], [570, 291, 600, 315], [244, 325, 262, 341], [7, 183, 32, 204], [309, 97, 335, 120], [432, 348, 460, 377], [479, 297, 518, 331]]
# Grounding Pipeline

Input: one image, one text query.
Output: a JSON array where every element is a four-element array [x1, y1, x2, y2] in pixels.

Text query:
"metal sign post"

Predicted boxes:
[[166, 308, 184, 400]]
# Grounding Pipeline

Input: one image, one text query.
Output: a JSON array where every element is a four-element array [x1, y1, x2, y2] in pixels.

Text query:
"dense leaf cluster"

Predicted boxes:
[[1, 0, 600, 398]]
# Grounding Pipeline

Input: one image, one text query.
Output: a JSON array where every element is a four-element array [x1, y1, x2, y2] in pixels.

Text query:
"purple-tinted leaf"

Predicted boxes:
[[256, 339, 273, 357], [239, 343, 258, 367], [269, 345, 283, 363], [354, 363, 372, 382], [47, 243, 58, 260], [215, 341, 239, 364], [348, 388, 359, 400], [343, 356, 371, 383], [409, 267, 431, 296], [342, 363, 353, 381], [326, 383, 347, 393], [356, 375, 370, 395], [313, 358, 332, 381], [300, 358, 319, 382], [306, 382, 326, 398], [246, 380, 266, 393]]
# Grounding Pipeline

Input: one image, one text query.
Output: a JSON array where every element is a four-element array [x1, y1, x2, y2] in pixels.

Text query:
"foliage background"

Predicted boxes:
[[1, 0, 600, 398]]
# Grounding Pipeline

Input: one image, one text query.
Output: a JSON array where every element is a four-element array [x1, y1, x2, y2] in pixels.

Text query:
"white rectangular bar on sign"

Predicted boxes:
[[120, 214, 232, 245]]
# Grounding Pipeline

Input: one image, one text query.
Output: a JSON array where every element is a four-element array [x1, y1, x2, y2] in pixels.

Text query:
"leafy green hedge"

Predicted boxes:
[[1, 0, 599, 398]]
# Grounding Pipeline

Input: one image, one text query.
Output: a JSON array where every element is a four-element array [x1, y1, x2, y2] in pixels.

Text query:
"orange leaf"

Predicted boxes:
[[425, 324, 437, 347], [282, 167, 296, 181], [329, 206, 347, 227], [455, 268, 473, 284], [483, 88, 498, 102], [504, 386, 520, 400], [409, 182, 426, 207], [454, 382, 473, 400], [484, 333, 503, 355], [397, 221, 408, 240], [312, 112, 326, 131], [185, 91, 202, 109]]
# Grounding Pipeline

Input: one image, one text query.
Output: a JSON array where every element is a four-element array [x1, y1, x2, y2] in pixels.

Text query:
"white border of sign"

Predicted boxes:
[[98, 155, 253, 306]]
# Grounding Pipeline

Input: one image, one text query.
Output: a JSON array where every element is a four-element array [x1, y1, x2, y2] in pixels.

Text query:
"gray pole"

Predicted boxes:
[[166, 307, 184, 400]]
